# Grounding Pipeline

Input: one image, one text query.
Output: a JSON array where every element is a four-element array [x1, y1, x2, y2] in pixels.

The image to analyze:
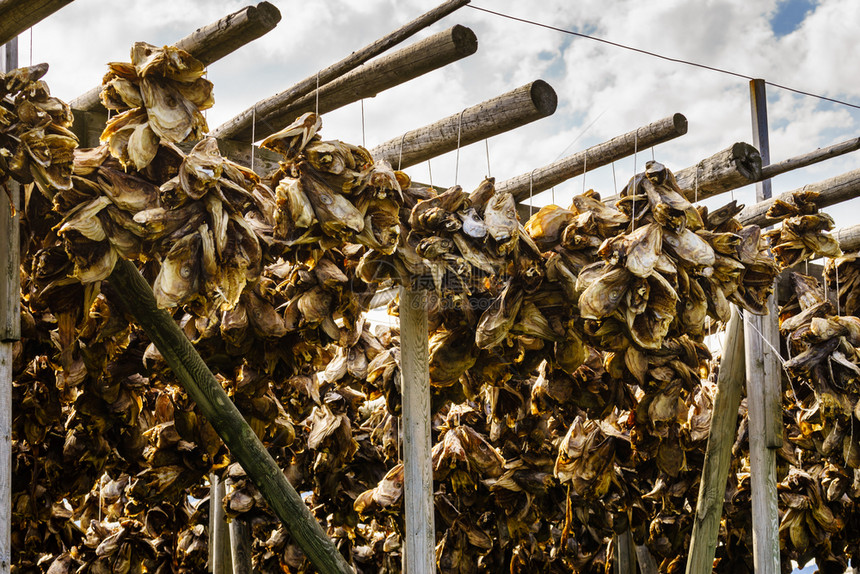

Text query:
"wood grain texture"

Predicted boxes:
[[685, 309, 745, 574], [371, 80, 556, 170], [0, 346, 10, 574], [210, 477, 232, 574], [743, 307, 782, 574], [70, 2, 281, 111], [399, 288, 435, 574], [613, 530, 636, 574], [836, 224, 860, 253], [634, 544, 658, 574], [0, 0, 75, 47], [107, 259, 353, 574], [213, 0, 471, 141], [503, 113, 688, 203], [672, 143, 761, 202], [761, 137, 860, 180], [739, 167, 860, 227], [214, 25, 478, 142], [229, 517, 253, 574]]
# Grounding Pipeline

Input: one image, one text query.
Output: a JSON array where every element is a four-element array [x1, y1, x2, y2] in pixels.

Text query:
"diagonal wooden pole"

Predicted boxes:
[[685, 308, 745, 574], [107, 259, 353, 574]]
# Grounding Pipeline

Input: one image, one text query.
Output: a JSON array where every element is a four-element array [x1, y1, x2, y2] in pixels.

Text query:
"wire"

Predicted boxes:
[[468, 5, 860, 111]]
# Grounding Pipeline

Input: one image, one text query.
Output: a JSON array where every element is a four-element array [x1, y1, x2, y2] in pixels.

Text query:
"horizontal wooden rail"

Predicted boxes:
[[70, 2, 282, 112], [673, 143, 761, 201], [0, 0, 76, 47], [370, 80, 557, 170], [213, 25, 478, 142], [503, 113, 688, 203], [213, 0, 471, 141]]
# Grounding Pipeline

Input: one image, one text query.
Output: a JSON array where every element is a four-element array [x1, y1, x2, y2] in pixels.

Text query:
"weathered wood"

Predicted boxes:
[[70, 108, 108, 149], [750, 79, 773, 200], [208, 474, 216, 572], [685, 308, 745, 574], [371, 80, 556, 169], [213, 0, 471, 141], [229, 517, 253, 574], [0, 0, 76, 47], [210, 477, 232, 574], [761, 137, 860, 180], [613, 530, 636, 574], [739, 167, 860, 227], [399, 288, 435, 574], [0, 345, 10, 574], [70, 2, 282, 112], [215, 25, 478, 143], [0, 39, 17, 574], [836, 224, 860, 253], [777, 262, 823, 304], [673, 143, 762, 202], [634, 544, 658, 574], [502, 113, 688, 203], [107, 259, 353, 574]]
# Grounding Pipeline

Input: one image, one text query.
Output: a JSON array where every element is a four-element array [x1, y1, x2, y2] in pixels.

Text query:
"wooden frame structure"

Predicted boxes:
[[3, 2, 860, 574]]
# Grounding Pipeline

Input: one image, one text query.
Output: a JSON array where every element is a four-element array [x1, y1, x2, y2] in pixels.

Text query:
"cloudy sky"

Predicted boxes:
[[14, 0, 860, 229]]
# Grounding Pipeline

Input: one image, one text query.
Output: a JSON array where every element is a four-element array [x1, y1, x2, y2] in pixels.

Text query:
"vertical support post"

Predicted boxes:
[[686, 309, 745, 574], [210, 475, 232, 574], [399, 287, 435, 574], [229, 518, 252, 574], [614, 530, 636, 574], [745, 77, 782, 574], [0, 36, 20, 574]]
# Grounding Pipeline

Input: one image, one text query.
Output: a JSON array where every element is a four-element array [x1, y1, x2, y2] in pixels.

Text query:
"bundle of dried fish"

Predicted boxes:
[[100, 42, 213, 170], [0, 63, 77, 199], [764, 191, 841, 268], [824, 253, 860, 317]]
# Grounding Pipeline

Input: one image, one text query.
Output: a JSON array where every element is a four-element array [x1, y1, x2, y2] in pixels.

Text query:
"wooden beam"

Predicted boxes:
[[70, 2, 283, 112], [229, 518, 253, 574], [738, 167, 860, 227], [836, 224, 860, 253], [502, 113, 688, 203], [761, 136, 860, 180], [370, 80, 556, 170], [210, 476, 232, 574], [673, 143, 761, 202], [107, 259, 353, 574], [214, 25, 479, 142], [0, 38, 18, 574], [399, 288, 435, 574], [0, 0, 76, 47], [212, 0, 471, 141], [685, 308, 745, 574], [613, 530, 636, 574], [744, 76, 781, 574]]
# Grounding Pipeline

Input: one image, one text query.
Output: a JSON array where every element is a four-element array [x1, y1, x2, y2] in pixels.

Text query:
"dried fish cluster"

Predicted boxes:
[[764, 190, 842, 268], [100, 42, 213, 170], [0, 63, 77, 200]]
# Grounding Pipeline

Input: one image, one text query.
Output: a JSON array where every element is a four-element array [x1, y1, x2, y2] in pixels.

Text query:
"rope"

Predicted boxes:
[[29, 28, 33, 66], [835, 262, 841, 316], [315, 71, 320, 116], [466, 4, 860, 111], [485, 138, 491, 178], [581, 149, 587, 195], [611, 161, 617, 195], [361, 99, 366, 148], [454, 109, 466, 186], [250, 105, 256, 171], [529, 169, 536, 217], [427, 159, 433, 189], [398, 133, 407, 171]]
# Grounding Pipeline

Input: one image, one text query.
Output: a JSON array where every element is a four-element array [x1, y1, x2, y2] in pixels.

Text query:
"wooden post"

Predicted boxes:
[[743, 78, 781, 574], [739, 166, 860, 227], [0, 37, 20, 574], [0, 0, 76, 47], [635, 544, 658, 574], [107, 260, 353, 574], [500, 113, 688, 202], [214, 25, 478, 142], [212, 0, 471, 141], [370, 81, 556, 169], [229, 518, 253, 574], [399, 288, 435, 574], [685, 308, 745, 574], [70, 2, 282, 112], [613, 530, 636, 574], [210, 476, 232, 574], [672, 143, 761, 202]]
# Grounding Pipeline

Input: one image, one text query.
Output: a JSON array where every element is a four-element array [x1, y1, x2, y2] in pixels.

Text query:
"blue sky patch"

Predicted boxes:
[[771, 0, 816, 36]]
